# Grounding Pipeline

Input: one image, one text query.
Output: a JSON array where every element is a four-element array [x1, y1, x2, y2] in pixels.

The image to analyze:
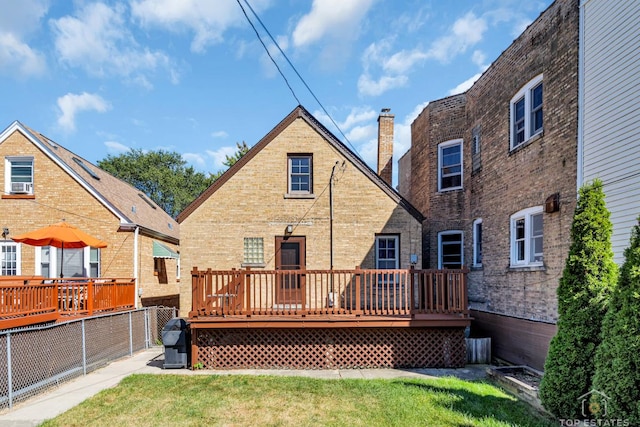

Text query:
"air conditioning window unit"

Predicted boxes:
[[11, 182, 33, 194]]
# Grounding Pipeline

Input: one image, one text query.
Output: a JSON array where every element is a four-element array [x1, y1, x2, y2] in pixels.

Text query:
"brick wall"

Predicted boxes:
[[0, 130, 180, 306], [179, 117, 422, 316], [408, 0, 579, 323]]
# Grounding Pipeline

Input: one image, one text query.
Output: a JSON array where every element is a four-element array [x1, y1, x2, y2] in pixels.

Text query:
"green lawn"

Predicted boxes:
[[40, 374, 556, 427]]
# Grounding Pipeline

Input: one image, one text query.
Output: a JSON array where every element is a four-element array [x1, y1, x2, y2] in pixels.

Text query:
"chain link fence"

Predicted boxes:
[[0, 306, 179, 412]]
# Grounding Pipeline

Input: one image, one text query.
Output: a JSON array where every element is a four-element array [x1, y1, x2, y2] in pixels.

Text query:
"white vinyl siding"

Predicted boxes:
[[580, 0, 640, 264]]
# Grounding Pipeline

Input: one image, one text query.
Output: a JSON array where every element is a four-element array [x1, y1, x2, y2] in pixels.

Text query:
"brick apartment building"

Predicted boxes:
[[400, 0, 579, 369]]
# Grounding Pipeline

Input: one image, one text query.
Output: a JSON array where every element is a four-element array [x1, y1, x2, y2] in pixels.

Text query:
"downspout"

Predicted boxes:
[[134, 226, 139, 308], [329, 161, 339, 293]]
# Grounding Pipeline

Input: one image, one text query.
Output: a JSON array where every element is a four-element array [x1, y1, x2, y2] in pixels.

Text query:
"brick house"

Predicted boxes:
[[177, 105, 423, 316], [0, 121, 180, 308], [400, 0, 579, 370]]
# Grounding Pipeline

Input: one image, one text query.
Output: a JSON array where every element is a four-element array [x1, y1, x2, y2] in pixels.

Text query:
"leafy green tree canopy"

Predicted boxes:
[[97, 142, 249, 218]]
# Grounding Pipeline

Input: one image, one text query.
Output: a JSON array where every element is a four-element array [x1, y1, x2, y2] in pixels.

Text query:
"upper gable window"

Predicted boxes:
[[288, 154, 313, 195], [438, 140, 463, 192], [510, 75, 543, 150], [5, 157, 34, 195]]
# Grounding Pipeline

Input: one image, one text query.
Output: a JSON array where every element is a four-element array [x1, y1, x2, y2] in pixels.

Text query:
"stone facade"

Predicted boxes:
[[178, 106, 423, 316], [405, 0, 579, 368], [0, 125, 180, 308]]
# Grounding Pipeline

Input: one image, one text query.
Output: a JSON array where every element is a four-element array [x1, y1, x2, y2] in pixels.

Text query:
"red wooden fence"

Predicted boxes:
[[190, 267, 468, 318], [0, 278, 136, 330]]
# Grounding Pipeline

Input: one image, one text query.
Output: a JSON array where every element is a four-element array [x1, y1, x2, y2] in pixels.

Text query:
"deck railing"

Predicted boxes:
[[190, 267, 468, 318], [0, 278, 136, 330]]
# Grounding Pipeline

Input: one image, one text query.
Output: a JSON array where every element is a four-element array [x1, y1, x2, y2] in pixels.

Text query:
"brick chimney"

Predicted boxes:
[[377, 108, 394, 186]]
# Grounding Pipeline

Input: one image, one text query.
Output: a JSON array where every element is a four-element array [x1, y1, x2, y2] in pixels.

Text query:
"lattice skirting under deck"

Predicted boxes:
[[194, 327, 466, 369]]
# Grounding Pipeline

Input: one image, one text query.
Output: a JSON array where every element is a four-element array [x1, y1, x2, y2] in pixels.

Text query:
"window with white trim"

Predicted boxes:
[[5, 156, 34, 195], [510, 75, 543, 149], [1, 242, 21, 275], [510, 207, 543, 267], [36, 246, 101, 278], [288, 155, 312, 194], [376, 235, 399, 269], [438, 231, 463, 269], [473, 219, 482, 267], [438, 140, 463, 191]]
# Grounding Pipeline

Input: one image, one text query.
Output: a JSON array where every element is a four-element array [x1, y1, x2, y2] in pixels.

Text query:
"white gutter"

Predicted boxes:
[[134, 226, 139, 308]]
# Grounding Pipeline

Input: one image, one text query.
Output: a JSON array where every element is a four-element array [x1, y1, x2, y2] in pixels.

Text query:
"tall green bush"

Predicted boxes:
[[592, 216, 640, 424], [539, 179, 617, 418]]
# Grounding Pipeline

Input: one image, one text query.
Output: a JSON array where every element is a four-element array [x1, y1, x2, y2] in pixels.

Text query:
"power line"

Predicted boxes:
[[240, 0, 362, 158], [235, 0, 300, 105]]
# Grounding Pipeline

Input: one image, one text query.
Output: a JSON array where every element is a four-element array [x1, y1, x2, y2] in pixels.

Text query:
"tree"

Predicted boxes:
[[210, 142, 250, 180], [538, 179, 617, 419], [98, 149, 213, 218], [98, 144, 249, 218], [592, 216, 640, 424]]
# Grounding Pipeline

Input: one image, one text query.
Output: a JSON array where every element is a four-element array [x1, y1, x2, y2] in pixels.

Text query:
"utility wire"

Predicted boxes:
[[235, 0, 301, 105], [241, 0, 362, 158]]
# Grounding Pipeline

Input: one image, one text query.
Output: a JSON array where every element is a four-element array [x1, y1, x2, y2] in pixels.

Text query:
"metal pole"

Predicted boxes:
[[329, 161, 339, 292], [82, 319, 87, 375], [7, 333, 12, 409], [129, 312, 133, 356]]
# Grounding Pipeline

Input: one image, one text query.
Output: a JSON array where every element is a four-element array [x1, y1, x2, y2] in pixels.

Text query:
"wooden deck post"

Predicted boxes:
[[190, 266, 200, 317], [354, 265, 361, 314], [87, 280, 94, 315]]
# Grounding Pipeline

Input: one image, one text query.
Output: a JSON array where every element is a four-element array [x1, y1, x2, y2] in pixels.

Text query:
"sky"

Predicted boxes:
[[0, 0, 553, 187]]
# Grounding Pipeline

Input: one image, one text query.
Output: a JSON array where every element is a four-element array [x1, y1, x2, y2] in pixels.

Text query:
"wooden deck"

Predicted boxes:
[[189, 267, 470, 369], [0, 277, 136, 329], [189, 267, 470, 328]]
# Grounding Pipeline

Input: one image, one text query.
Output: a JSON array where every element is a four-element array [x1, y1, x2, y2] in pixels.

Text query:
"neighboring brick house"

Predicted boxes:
[[0, 121, 180, 308], [177, 105, 423, 317], [401, 0, 579, 370]]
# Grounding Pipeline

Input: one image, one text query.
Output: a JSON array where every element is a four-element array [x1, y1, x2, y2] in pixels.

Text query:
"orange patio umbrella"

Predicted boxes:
[[12, 221, 108, 278]]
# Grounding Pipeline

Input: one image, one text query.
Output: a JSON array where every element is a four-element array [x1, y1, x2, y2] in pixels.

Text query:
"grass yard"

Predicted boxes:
[[40, 374, 556, 427]]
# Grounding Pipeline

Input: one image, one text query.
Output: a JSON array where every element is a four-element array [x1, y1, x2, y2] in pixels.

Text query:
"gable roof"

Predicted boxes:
[[0, 121, 179, 244], [177, 105, 423, 223]]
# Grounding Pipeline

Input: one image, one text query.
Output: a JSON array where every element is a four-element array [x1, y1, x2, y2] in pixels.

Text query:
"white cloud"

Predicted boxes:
[[56, 92, 110, 132], [211, 131, 229, 138], [358, 74, 407, 97], [0, 33, 46, 77], [131, 0, 270, 53], [104, 140, 131, 154], [206, 145, 239, 170], [182, 152, 206, 168], [292, 0, 375, 47], [0, 0, 48, 77], [427, 12, 487, 63], [339, 107, 377, 129], [346, 124, 376, 142], [51, 2, 175, 85], [357, 11, 487, 97], [471, 50, 486, 68], [448, 73, 482, 95], [383, 49, 429, 74]]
